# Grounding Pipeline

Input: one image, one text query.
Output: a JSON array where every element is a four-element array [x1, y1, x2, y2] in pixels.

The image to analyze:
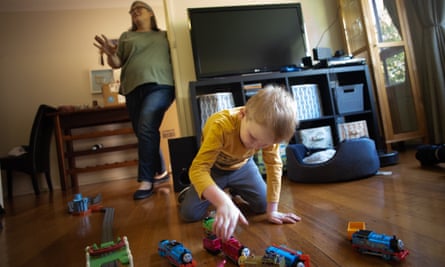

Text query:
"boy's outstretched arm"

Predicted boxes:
[[202, 184, 249, 241], [266, 202, 301, 224]]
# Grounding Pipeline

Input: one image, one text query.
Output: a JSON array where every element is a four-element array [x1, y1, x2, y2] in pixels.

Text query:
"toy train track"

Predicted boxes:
[[72, 193, 134, 267], [102, 207, 114, 243]]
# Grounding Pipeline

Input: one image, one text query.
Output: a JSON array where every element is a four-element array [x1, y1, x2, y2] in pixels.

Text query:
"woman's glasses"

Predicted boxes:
[[129, 6, 148, 15]]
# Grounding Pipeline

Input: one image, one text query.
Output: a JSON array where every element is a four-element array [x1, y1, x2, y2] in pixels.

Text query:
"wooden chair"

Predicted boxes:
[[0, 104, 57, 198]]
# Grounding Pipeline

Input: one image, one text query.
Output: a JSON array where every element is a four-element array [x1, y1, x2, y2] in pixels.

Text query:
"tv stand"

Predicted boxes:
[[190, 65, 393, 166]]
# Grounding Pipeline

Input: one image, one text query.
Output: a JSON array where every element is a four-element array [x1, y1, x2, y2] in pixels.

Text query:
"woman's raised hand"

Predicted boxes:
[[94, 34, 117, 56]]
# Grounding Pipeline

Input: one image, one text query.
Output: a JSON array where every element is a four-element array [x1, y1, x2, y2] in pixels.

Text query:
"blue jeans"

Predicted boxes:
[[125, 83, 175, 183], [179, 158, 267, 222]]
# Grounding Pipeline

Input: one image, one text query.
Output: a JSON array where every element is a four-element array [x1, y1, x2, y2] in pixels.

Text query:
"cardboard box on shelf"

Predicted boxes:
[[102, 83, 125, 106]]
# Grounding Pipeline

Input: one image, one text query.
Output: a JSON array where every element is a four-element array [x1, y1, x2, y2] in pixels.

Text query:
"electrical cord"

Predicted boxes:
[[315, 5, 341, 48]]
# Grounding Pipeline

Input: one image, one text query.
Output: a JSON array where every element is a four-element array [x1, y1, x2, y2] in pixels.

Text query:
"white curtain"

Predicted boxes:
[[406, 0, 445, 143]]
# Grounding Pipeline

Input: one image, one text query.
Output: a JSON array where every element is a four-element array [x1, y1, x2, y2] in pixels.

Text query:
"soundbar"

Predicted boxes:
[[320, 57, 366, 68]]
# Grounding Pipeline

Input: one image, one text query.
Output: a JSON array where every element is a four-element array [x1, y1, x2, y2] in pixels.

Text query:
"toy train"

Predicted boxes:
[[68, 193, 103, 215], [203, 234, 251, 263], [202, 216, 214, 235], [265, 244, 310, 267], [158, 239, 197, 267], [86, 236, 133, 267], [202, 216, 310, 266], [238, 252, 286, 267], [202, 216, 251, 264], [351, 230, 409, 261]]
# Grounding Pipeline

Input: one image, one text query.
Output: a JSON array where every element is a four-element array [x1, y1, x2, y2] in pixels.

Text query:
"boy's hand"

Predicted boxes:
[[267, 211, 301, 224], [213, 202, 248, 241], [202, 185, 248, 241]]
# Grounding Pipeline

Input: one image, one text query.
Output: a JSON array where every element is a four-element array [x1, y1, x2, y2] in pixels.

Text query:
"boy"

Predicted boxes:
[[179, 85, 301, 241]]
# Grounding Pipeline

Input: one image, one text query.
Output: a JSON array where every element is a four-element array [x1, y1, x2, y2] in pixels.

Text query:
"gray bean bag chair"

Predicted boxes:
[[286, 137, 380, 183]]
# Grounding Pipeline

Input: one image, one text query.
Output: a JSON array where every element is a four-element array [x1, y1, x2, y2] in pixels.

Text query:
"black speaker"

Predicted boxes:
[[312, 47, 332, 60], [302, 56, 313, 67], [168, 136, 198, 192]]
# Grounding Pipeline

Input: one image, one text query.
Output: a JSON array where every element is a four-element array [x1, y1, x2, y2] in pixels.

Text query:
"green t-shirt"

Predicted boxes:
[[117, 31, 174, 95]]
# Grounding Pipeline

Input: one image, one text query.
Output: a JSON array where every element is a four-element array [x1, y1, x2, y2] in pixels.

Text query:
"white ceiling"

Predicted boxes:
[[0, 0, 138, 12]]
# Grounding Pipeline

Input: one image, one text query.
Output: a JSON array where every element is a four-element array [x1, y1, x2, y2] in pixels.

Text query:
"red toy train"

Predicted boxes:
[[202, 217, 250, 264]]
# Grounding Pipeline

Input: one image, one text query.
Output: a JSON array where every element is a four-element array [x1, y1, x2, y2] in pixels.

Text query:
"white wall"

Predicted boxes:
[[0, 0, 342, 196], [0, 2, 167, 196]]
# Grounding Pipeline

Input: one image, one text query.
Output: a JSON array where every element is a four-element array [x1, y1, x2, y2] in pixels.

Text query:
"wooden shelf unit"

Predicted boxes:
[[52, 105, 138, 191]]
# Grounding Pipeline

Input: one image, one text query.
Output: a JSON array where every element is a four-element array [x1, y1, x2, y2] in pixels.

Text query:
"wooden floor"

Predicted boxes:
[[1, 148, 444, 267]]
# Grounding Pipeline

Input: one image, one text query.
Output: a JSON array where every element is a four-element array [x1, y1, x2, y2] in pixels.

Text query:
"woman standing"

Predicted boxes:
[[94, 1, 175, 200]]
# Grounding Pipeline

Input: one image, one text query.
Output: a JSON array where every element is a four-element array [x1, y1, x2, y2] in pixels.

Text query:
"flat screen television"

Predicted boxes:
[[188, 4, 309, 80]]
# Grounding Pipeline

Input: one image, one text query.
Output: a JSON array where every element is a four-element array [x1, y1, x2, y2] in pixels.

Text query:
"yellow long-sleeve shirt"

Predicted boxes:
[[189, 108, 283, 203]]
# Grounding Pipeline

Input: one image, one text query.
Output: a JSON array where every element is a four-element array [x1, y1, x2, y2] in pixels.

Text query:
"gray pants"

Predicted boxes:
[[179, 158, 267, 222]]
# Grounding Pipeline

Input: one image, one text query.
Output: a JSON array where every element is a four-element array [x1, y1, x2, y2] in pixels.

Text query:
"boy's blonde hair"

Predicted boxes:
[[245, 84, 298, 143]]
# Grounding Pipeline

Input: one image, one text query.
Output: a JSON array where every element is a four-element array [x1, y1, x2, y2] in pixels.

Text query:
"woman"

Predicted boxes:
[[94, 1, 175, 200]]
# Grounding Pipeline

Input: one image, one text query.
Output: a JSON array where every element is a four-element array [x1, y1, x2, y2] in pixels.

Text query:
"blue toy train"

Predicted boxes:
[[158, 240, 197, 267], [265, 244, 310, 267], [351, 230, 409, 261]]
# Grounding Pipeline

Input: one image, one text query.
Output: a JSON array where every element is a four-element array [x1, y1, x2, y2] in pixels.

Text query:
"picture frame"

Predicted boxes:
[[90, 69, 114, 94]]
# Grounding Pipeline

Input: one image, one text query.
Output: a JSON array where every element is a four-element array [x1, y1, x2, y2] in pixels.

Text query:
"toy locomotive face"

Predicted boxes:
[[241, 247, 250, 257], [395, 238, 404, 251], [182, 252, 193, 263]]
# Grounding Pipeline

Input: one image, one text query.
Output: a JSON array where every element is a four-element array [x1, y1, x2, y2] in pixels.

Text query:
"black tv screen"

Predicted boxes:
[[188, 4, 309, 80]]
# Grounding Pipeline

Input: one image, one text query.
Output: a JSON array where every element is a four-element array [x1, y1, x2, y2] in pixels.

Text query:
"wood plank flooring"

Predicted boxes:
[[1, 148, 444, 267]]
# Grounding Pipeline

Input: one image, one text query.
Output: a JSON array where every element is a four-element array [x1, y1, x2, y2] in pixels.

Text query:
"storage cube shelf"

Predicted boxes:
[[189, 65, 382, 151]]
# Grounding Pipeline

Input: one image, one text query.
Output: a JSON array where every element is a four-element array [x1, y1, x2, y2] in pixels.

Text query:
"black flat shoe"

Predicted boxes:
[[153, 173, 170, 185], [133, 188, 153, 200]]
